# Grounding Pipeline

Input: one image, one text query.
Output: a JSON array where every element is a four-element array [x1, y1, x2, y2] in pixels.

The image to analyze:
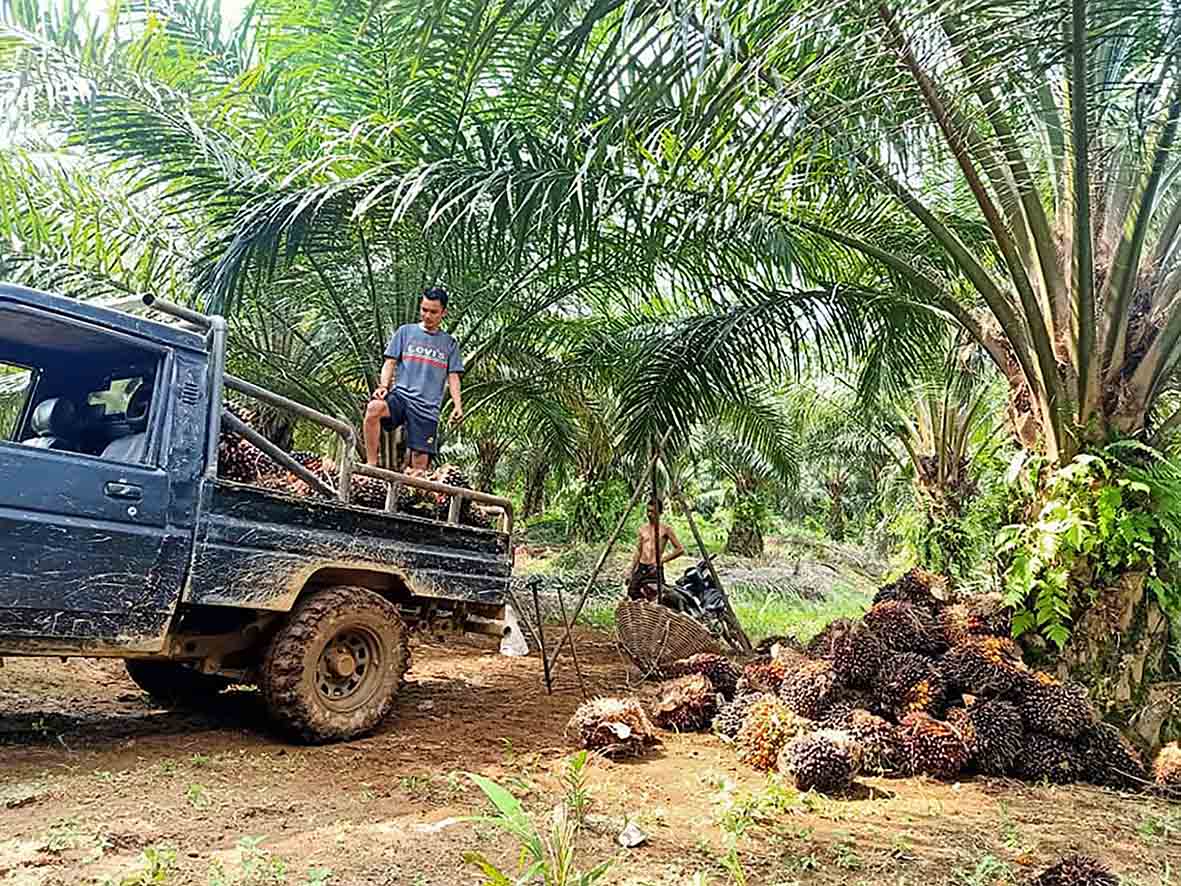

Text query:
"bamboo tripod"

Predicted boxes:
[[542, 433, 753, 688]]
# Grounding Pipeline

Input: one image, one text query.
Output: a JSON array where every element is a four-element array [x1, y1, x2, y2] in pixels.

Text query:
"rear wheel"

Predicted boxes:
[[260, 585, 410, 743], [124, 660, 231, 706]]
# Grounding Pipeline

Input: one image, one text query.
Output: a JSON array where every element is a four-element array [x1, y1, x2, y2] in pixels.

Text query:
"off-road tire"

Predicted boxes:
[[260, 585, 411, 743], [124, 659, 231, 706]]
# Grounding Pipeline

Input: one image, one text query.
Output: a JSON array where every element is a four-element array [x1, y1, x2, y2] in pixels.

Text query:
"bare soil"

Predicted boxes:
[[1, 631, 1177, 886]]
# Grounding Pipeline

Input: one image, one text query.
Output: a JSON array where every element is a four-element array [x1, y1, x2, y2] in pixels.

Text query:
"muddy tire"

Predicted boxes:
[[260, 585, 411, 743], [125, 660, 231, 706]]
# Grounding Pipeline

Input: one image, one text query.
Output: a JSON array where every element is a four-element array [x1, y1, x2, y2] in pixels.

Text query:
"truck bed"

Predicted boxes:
[[185, 481, 513, 612]]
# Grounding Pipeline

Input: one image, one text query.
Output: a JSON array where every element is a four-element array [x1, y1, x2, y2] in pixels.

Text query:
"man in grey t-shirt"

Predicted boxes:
[[363, 286, 464, 471]]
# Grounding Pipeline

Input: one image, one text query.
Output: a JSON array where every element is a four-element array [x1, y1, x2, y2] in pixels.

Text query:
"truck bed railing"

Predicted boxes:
[[141, 295, 514, 534]]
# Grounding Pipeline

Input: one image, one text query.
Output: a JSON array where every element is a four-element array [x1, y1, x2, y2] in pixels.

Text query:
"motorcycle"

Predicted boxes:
[[631, 556, 746, 652]]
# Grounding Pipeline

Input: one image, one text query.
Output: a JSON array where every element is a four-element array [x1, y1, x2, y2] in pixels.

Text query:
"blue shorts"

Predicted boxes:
[[380, 389, 439, 455]]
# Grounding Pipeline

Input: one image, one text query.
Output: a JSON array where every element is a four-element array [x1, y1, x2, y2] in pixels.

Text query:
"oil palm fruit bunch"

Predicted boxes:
[[864, 601, 944, 656], [839, 709, 903, 775], [778, 729, 863, 793], [350, 474, 388, 509], [665, 653, 741, 700], [565, 697, 658, 758], [429, 464, 473, 520], [948, 698, 1023, 775], [735, 698, 814, 771], [941, 637, 1026, 696], [1077, 723, 1147, 788], [938, 594, 1010, 645], [1151, 741, 1181, 795], [755, 635, 804, 657], [779, 659, 843, 721], [217, 431, 258, 482], [1012, 733, 1084, 784], [713, 692, 774, 740], [464, 505, 497, 530], [806, 618, 856, 659], [1015, 672, 1097, 740], [651, 674, 717, 732], [878, 567, 948, 613], [1029, 855, 1118, 886], [830, 623, 886, 689], [877, 653, 946, 720], [737, 658, 789, 695], [823, 689, 882, 724], [897, 712, 969, 779]]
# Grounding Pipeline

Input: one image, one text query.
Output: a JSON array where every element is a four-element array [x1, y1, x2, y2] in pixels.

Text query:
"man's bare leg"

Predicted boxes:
[[408, 448, 430, 473], [363, 399, 390, 466]]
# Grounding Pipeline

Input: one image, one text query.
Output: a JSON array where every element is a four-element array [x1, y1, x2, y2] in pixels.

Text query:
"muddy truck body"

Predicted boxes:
[[0, 283, 516, 742]]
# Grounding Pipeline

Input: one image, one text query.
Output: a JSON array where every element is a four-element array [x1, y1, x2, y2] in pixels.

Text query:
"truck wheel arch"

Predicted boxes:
[[300, 566, 416, 605]]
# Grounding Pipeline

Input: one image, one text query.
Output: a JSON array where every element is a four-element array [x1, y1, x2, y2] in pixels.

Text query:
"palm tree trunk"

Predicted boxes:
[[475, 438, 503, 493], [724, 476, 765, 557], [522, 459, 548, 519], [825, 475, 846, 542]]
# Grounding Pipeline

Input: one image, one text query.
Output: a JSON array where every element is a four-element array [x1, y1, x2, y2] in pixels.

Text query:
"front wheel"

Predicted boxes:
[[260, 585, 411, 743]]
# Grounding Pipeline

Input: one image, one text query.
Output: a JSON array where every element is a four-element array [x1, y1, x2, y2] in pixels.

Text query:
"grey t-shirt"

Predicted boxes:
[[385, 323, 464, 416]]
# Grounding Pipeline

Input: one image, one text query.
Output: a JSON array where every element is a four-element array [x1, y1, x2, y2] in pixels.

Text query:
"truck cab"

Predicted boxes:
[[0, 283, 515, 743]]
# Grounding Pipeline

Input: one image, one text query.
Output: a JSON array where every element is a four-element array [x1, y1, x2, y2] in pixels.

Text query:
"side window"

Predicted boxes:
[[0, 362, 36, 441]]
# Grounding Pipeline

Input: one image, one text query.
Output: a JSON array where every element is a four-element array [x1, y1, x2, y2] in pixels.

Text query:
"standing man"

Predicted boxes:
[[363, 286, 464, 471], [627, 498, 686, 601]]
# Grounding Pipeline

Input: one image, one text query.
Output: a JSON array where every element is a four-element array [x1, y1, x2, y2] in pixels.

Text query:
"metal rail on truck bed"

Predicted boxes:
[[142, 295, 514, 534]]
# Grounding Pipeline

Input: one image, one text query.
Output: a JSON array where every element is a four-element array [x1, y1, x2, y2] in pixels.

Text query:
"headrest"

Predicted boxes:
[[31, 398, 76, 437], [127, 383, 153, 423]]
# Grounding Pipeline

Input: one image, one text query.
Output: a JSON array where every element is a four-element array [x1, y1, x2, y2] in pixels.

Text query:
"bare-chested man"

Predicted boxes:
[[627, 498, 686, 601]]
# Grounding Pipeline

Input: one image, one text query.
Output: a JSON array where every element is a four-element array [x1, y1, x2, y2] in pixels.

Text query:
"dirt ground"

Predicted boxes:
[[1, 630, 1178, 886]]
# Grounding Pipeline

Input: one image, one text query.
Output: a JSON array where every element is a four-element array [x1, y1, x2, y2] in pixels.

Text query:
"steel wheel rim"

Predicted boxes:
[[315, 625, 383, 712]]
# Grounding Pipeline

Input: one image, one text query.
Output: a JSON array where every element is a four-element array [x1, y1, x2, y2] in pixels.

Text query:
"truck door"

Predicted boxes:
[[0, 304, 184, 653]]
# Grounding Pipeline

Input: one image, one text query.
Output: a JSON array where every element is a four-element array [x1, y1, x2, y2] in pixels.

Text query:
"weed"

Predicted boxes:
[[720, 843, 749, 886], [1137, 810, 1179, 845], [462, 772, 612, 886], [190, 754, 212, 769], [237, 836, 287, 885], [952, 854, 1015, 886], [998, 801, 1026, 851], [832, 834, 863, 871], [305, 868, 333, 886], [43, 818, 86, 853], [158, 760, 178, 777], [562, 751, 593, 824], [186, 783, 211, 809], [94, 770, 116, 783], [100, 846, 177, 886]]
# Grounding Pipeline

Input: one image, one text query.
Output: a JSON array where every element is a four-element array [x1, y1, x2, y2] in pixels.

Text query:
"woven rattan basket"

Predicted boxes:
[[614, 599, 720, 674]]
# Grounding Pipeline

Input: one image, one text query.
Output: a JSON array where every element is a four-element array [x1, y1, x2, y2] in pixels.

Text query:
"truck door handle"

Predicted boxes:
[[104, 482, 143, 501]]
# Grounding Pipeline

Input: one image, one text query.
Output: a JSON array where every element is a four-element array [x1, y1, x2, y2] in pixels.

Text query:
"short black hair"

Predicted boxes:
[[422, 285, 449, 308], [648, 497, 663, 513]]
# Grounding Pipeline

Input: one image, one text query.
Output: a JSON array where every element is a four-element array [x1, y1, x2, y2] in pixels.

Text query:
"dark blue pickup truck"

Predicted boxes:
[[0, 283, 515, 742]]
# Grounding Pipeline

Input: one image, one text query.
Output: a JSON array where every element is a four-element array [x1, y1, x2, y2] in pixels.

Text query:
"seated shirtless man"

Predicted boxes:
[[627, 498, 686, 601]]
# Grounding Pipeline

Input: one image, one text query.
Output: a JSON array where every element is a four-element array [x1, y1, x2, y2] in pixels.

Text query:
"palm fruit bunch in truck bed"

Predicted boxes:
[[651, 674, 717, 732], [566, 697, 658, 758]]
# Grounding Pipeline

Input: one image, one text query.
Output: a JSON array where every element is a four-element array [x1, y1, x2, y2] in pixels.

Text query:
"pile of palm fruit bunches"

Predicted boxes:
[[567, 567, 1181, 802], [217, 405, 496, 529]]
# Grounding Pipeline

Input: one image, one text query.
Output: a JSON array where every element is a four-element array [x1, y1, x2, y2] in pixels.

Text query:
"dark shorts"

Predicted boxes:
[[380, 389, 439, 455], [627, 563, 663, 601]]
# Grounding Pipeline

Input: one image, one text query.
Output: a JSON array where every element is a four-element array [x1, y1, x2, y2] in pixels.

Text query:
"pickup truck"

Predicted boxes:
[[0, 283, 515, 743]]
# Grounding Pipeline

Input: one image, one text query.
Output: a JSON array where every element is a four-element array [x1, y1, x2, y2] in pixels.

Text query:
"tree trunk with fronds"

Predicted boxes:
[[725, 476, 765, 557], [522, 458, 548, 520], [824, 474, 847, 542], [475, 438, 504, 494]]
